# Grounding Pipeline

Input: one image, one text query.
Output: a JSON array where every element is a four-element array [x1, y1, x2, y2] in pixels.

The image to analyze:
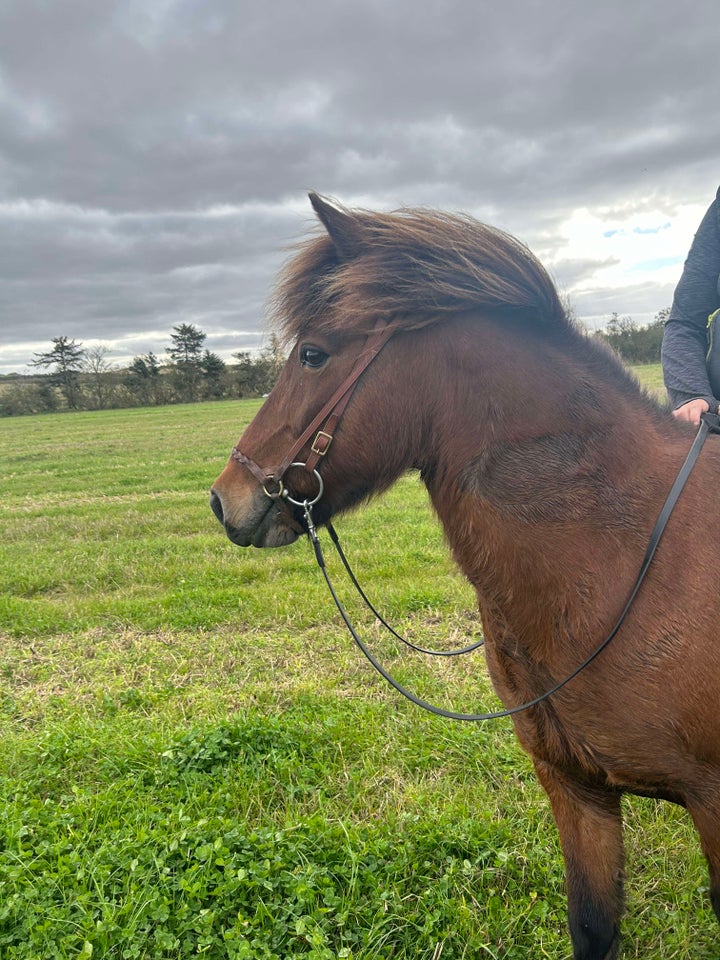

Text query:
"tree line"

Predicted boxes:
[[1, 311, 671, 417], [593, 308, 669, 365], [0, 324, 285, 417]]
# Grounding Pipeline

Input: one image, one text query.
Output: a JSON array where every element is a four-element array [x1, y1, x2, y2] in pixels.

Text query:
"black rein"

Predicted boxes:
[[301, 413, 720, 721]]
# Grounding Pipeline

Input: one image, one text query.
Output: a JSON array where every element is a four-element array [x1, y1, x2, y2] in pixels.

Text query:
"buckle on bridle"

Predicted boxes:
[[310, 430, 333, 456]]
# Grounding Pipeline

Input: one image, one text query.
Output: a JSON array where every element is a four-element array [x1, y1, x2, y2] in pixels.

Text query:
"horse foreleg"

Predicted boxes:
[[535, 761, 625, 960], [685, 796, 720, 924]]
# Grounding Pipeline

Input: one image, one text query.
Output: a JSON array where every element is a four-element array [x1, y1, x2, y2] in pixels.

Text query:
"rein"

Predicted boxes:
[[326, 521, 485, 658], [303, 412, 720, 720], [231, 323, 720, 720]]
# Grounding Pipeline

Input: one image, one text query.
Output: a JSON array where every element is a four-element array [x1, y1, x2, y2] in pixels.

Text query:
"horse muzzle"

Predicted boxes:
[[209, 484, 305, 548]]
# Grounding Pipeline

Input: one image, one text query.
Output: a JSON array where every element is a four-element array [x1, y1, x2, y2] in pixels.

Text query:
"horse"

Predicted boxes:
[[210, 193, 720, 960]]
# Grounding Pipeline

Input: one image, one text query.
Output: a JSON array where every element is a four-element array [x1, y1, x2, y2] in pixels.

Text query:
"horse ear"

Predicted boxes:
[[308, 192, 364, 260]]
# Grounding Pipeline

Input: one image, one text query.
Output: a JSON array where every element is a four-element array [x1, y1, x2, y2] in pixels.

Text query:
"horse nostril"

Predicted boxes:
[[209, 490, 225, 524]]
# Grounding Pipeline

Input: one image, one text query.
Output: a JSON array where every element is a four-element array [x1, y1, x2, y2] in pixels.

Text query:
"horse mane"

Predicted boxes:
[[270, 198, 668, 420], [272, 203, 567, 336]]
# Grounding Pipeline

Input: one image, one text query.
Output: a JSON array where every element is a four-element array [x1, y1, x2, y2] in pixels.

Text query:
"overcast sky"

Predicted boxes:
[[1, 0, 718, 375]]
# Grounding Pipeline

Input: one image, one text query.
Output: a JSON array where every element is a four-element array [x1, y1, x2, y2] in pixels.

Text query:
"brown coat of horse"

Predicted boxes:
[[211, 194, 720, 960]]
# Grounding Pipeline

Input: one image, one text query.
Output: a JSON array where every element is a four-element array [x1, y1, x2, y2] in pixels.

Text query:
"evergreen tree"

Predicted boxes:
[[167, 324, 206, 364], [167, 324, 206, 402], [200, 350, 226, 399], [127, 352, 164, 405], [29, 336, 86, 409]]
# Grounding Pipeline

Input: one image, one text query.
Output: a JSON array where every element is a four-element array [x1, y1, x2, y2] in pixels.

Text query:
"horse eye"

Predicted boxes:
[[299, 345, 329, 369]]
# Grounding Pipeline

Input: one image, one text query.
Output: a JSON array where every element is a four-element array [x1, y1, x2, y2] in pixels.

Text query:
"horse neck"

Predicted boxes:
[[413, 316, 677, 647]]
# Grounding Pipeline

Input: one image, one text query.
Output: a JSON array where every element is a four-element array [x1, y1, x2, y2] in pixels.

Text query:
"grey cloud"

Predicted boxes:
[[0, 0, 718, 373]]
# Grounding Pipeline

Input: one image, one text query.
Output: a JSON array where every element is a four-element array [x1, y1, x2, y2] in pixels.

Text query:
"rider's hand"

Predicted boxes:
[[672, 398, 710, 426]]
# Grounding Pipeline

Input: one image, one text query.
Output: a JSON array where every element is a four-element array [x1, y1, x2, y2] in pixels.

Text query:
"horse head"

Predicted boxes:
[[210, 194, 428, 547]]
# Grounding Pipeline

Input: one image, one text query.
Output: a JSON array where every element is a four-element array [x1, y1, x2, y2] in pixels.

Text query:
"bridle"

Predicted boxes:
[[230, 324, 720, 721], [231, 320, 396, 504]]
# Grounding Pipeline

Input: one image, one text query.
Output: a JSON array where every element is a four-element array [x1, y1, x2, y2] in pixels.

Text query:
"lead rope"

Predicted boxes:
[[301, 413, 720, 721]]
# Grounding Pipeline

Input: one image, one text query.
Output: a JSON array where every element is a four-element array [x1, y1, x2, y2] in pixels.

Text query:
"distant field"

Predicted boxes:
[[631, 361, 665, 398], [1, 390, 715, 959]]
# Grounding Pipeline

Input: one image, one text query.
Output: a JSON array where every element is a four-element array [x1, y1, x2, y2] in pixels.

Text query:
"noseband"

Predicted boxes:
[[231, 320, 395, 504]]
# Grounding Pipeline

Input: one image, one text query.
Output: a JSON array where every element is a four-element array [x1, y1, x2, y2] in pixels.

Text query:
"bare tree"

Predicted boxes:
[[83, 345, 115, 409]]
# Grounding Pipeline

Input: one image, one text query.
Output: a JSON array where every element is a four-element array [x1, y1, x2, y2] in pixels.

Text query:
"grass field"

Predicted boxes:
[[631, 362, 665, 397], [1, 372, 717, 959]]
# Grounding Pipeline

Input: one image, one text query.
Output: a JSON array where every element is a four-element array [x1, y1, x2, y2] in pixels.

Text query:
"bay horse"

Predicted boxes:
[[210, 193, 720, 959]]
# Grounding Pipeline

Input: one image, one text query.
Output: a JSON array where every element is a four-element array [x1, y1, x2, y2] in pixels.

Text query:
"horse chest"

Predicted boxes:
[[482, 632, 620, 779]]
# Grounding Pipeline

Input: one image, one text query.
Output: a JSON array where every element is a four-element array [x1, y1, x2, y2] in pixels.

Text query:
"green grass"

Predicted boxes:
[[631, 361, 665, 397], [0, 393, 716, 959]]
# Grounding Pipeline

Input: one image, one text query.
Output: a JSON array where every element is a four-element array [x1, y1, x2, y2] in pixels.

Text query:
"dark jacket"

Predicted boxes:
[[661, 186, 720, 411]]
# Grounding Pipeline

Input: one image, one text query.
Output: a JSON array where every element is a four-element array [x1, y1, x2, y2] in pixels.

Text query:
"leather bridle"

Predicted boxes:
[[231, 320, 395, 505]]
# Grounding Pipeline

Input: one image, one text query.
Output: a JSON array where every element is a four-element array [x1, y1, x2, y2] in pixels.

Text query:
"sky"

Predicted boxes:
[[1, 0, 718, 376]]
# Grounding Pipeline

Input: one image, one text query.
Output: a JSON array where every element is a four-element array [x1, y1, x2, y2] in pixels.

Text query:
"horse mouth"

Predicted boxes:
[[216, 491, 306, 548]]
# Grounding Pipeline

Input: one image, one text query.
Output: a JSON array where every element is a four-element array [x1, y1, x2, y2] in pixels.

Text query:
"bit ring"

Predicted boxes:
[[281, 462, 324, 507]]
